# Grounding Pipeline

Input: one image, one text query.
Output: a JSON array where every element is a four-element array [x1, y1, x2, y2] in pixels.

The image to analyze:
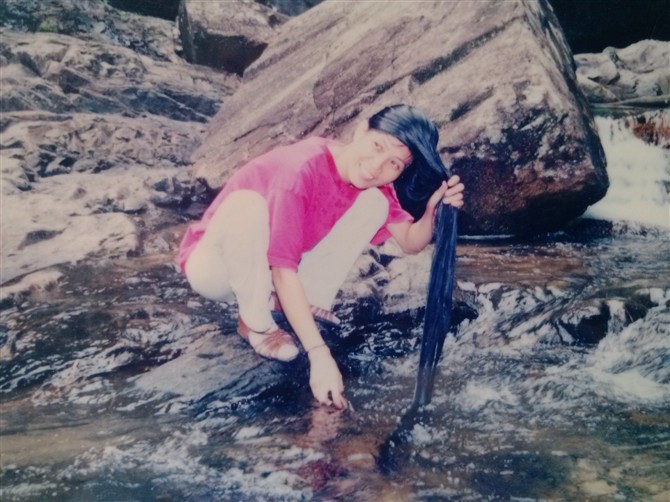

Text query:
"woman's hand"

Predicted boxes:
[[308, 346, 348, 409], [272, 267, 348, 409], [443, 175, 465, 208], [387, 175, 465, 254], [427, 175, 465, 215]]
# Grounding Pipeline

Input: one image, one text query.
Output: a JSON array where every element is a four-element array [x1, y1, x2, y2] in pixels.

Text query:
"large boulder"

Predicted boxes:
[[191, 0, 609, 236], [177, 0, 287, 75]]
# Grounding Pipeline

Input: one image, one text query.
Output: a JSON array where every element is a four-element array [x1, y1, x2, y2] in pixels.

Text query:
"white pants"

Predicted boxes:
[[184, 189, 389, 332]]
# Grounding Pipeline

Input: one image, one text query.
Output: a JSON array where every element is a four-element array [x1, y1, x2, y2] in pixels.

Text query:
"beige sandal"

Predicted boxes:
[[237, 317, 299, 362]]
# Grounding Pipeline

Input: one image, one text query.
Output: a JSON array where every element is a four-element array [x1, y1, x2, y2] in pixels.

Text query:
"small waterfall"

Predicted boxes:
[[585, 111, 670, 229]]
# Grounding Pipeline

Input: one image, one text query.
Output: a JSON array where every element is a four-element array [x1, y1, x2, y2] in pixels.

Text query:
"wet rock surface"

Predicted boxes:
[[0, 0, 183, 62], [0, 29, 234, 120], [1, 222, 668, 500]]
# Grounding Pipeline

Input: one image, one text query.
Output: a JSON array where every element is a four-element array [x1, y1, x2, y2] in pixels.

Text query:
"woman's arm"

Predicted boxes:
[[388, 175, 464, 254], [271, 266, 348, 409]]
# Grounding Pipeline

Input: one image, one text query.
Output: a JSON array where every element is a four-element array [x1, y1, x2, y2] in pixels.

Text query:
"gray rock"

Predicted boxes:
[[191, 0, 608, 236], [1, 111, 207, 184], [0, 27, 236, 169], [0, 0, 182, 62], [177, 0, 287, 75], [575, 40, 670, 106], [0, 29, 238, 121]]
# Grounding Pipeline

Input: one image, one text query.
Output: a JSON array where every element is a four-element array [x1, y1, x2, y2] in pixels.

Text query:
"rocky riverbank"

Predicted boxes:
[[1, 2, 669, 499], [2, 0, 667, 287]]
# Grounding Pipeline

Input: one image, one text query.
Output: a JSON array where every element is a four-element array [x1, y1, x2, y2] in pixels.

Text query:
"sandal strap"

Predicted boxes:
[[252, 331, 295, 359], [237, 316, 297, 361], [237, 317, 251, 341]]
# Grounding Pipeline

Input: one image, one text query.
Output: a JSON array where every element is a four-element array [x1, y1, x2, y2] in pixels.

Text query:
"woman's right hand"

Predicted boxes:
[[308, 346, 348, 409], [270, 267, 348, 409]]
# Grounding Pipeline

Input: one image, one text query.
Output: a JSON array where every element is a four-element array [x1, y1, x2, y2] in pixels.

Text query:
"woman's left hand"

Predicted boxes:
[[427, 175, 465, 214], [443, 175, 464, 208], [390, 174, 465, 254]]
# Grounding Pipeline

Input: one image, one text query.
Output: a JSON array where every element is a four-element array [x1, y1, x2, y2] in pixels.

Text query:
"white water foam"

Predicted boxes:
[[60, 421, 315, 500], [585, 112, 670, 229], [383, 282, 670, 441]]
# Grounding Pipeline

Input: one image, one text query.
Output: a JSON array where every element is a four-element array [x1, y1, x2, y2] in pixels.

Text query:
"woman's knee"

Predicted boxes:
[[355, 188, 389, 227], [186, 190, 269, 300], [184, 242, 234, 301]]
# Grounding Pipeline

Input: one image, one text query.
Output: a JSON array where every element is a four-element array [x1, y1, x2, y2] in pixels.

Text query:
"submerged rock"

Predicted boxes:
[[191, 0, 608, 236]]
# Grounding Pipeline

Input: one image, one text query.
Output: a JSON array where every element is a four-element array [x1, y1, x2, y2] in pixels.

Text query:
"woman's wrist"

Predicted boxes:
[[306, 343, 330, 360]]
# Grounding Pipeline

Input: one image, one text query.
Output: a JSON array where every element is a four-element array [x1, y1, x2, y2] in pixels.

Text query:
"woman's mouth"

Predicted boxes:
[[360, 167, 375, 181]]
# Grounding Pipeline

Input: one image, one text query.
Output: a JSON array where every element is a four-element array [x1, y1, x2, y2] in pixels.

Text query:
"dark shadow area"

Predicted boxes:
[[549, 0, 670, 53]]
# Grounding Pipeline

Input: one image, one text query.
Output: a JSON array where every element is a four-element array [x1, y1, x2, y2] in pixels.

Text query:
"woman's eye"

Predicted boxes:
[[374, 141, 382, 151]]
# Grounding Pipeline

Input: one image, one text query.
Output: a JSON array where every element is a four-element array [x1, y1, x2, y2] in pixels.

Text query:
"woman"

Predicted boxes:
[[179, 104, 464, 409]]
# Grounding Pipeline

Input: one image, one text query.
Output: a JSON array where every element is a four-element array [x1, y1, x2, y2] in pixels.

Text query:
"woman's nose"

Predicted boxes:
[[368, 155, 385, 175]]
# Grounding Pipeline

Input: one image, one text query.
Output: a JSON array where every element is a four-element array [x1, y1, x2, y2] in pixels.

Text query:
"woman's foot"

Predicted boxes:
[[237, 317, 299, 362]]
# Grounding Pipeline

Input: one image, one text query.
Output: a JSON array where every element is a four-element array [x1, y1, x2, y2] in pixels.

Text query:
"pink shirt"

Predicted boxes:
[[178, 137, 413, 272]]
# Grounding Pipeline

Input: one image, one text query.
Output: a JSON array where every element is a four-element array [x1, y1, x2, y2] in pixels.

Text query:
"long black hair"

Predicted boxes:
[[368, 104, 447, 219], [368, 104, 459, 408]]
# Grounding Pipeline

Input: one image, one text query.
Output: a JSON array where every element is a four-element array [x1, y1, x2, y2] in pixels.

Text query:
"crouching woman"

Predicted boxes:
[[178, 104, 464, 409]]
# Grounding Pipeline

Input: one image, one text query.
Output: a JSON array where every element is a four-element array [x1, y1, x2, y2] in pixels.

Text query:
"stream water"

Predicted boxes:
[[1, 112, 668, 500]]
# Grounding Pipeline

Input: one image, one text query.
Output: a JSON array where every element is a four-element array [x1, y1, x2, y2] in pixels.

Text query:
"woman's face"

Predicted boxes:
[[342, 126, 413, 190]]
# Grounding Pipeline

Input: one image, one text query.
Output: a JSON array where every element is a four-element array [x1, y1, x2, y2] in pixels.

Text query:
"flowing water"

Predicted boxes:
[[1, 111, 668, 501]]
